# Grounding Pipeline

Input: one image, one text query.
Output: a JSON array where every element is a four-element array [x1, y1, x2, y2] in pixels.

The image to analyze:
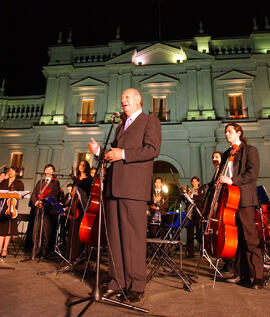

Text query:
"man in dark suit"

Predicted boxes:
[[30, 164, 61, 260], [149, 177, 168, 237], [186, 176, 206, 257], [88, 88, 161, 302], [219, 123, 264, 289]]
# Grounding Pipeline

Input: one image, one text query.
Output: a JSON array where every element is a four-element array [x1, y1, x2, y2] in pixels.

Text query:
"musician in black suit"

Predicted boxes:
[[186, 176, 206, 258], [30, 164, 61, 260], [219, 123, 264, 289]]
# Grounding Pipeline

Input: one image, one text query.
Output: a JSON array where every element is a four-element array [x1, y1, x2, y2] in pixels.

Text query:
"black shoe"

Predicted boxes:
[[224, 275, 240, 284], [103, 289, 121, 299], [127, 291, 144, 303], [251, 279, 264, 290], [237, 279, 251, 288], [115, 289, 128, 302]]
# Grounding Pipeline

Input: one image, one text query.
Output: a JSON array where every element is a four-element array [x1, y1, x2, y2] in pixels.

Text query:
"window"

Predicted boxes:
[[228, 93, 245, 119], [80, 99, 95, 123], [10, 152, 24, 177], [152, 97, 169, 121], [10, 153, 23, 169], [77, 152, 92, 165]]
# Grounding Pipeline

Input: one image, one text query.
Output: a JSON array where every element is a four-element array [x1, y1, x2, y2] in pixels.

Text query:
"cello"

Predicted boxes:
[[79, 113, 121, 246], [79, 170, 107, 246], [203, 144, 240, 259]]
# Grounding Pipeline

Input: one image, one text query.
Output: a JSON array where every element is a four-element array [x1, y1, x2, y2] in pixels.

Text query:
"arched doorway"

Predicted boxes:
[[153, 160, 180, 207]]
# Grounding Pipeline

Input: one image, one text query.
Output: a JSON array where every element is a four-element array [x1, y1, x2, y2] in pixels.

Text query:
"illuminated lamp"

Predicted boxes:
[[162, 184, 168, 194], [18, 167, 24, 179]]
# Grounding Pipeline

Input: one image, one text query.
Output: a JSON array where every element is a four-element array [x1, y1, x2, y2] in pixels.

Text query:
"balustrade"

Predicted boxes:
[[5, 104, 43, 120]]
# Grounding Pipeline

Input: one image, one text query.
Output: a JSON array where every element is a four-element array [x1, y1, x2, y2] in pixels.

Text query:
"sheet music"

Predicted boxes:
[[0, 190, 31, 199]]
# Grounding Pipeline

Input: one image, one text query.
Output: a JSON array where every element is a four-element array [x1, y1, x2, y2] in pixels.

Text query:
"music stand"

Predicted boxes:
[[37, 187, 86, 275], [67, 115, 149, 316], [194, 217, 223, 286]]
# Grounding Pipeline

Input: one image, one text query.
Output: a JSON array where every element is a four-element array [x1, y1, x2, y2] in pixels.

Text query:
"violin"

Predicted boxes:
[[5, 198, 18, 219], [36, 174, 56, 208], [5, 182, 18, 219], [203, 145, 240, 259]]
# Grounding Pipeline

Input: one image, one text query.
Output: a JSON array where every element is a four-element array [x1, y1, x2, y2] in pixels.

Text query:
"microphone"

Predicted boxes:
[[111, 112, 120, 119]]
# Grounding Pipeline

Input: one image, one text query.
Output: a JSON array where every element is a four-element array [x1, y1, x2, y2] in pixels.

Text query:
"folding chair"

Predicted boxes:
[[10, 213, 30, 257], [146, 209, 194, 291]]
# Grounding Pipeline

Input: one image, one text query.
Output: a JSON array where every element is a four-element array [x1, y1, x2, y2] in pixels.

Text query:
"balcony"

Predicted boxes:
[[225, 108, 249, 120], [6, 104, 43, 120], [149, 111, 170, 122], [77, 113, 96, 124]]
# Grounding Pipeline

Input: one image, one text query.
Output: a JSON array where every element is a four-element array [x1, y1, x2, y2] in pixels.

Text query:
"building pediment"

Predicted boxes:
[[72, 77, 107, 88], [131, 42, 212, 65], [215, 70, 255, 82], [141, 73, 178, 87], [105, 42, 213, 66]]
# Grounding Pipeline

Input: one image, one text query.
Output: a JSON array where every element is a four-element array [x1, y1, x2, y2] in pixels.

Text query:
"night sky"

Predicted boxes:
[[0, 1, 269, 96]]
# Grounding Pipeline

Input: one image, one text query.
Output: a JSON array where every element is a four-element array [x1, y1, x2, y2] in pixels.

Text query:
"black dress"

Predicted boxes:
[[0, 178, 24, 236], [65, 176, 92, 261]]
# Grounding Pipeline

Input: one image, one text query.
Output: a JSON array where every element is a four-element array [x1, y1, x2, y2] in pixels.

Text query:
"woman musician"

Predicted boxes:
[[65, 160, 92, 262], [30, 164, 61, 260], [0, 166, 24, 260]]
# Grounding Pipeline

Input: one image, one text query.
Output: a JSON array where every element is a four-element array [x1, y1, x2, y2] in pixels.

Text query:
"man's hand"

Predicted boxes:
[[35, 200, 43, 208], [105, 148, 123, 162], [219, 175, 233, 185], [88, 138, 100, 155]]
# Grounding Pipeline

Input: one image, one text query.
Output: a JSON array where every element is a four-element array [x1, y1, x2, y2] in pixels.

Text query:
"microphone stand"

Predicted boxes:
[[67, 115, 148, 315]]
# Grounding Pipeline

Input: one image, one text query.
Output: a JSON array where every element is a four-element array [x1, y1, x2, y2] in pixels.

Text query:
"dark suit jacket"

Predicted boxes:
[[193, 184, 207, 211], [30, 178, 61, 214], [105, 112, 161, 202], [149, 190, 169, 215], [220, 143, 260, 208]]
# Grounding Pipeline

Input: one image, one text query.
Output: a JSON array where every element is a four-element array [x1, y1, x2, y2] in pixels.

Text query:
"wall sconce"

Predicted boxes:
[[138, 61, 142, 66], [18, 167, 24, 179]]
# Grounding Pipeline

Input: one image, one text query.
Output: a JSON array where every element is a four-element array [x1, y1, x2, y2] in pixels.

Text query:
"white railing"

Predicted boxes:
[[5, 103, 44, 120]]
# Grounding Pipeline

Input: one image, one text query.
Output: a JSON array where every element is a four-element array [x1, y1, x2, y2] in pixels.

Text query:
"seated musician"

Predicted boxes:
[[0, 171, 8, 184], [30, 164, 61, 260], [0, 166, 24, 260], [90, 167, 97, 179], [148, 177, 168, 238], [211, 151, 235, 275], [186, 176, 206, 258], [65, 160, 91, 262]]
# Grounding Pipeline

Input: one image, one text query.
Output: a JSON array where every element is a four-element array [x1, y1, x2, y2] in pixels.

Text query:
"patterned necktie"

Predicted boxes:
[[124, 117, 132, 131]]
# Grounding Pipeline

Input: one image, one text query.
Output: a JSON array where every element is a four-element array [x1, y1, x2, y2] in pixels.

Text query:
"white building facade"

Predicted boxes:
[[1, 27, 270, 212]]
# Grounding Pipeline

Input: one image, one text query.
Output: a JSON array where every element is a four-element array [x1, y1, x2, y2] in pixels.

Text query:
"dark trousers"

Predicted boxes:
[[186, 214, 201, 257], [65, 218, 84, 262], [106, 198, 147, 293], [32, 208, 52, 258], [235, 206, 264, 280]]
